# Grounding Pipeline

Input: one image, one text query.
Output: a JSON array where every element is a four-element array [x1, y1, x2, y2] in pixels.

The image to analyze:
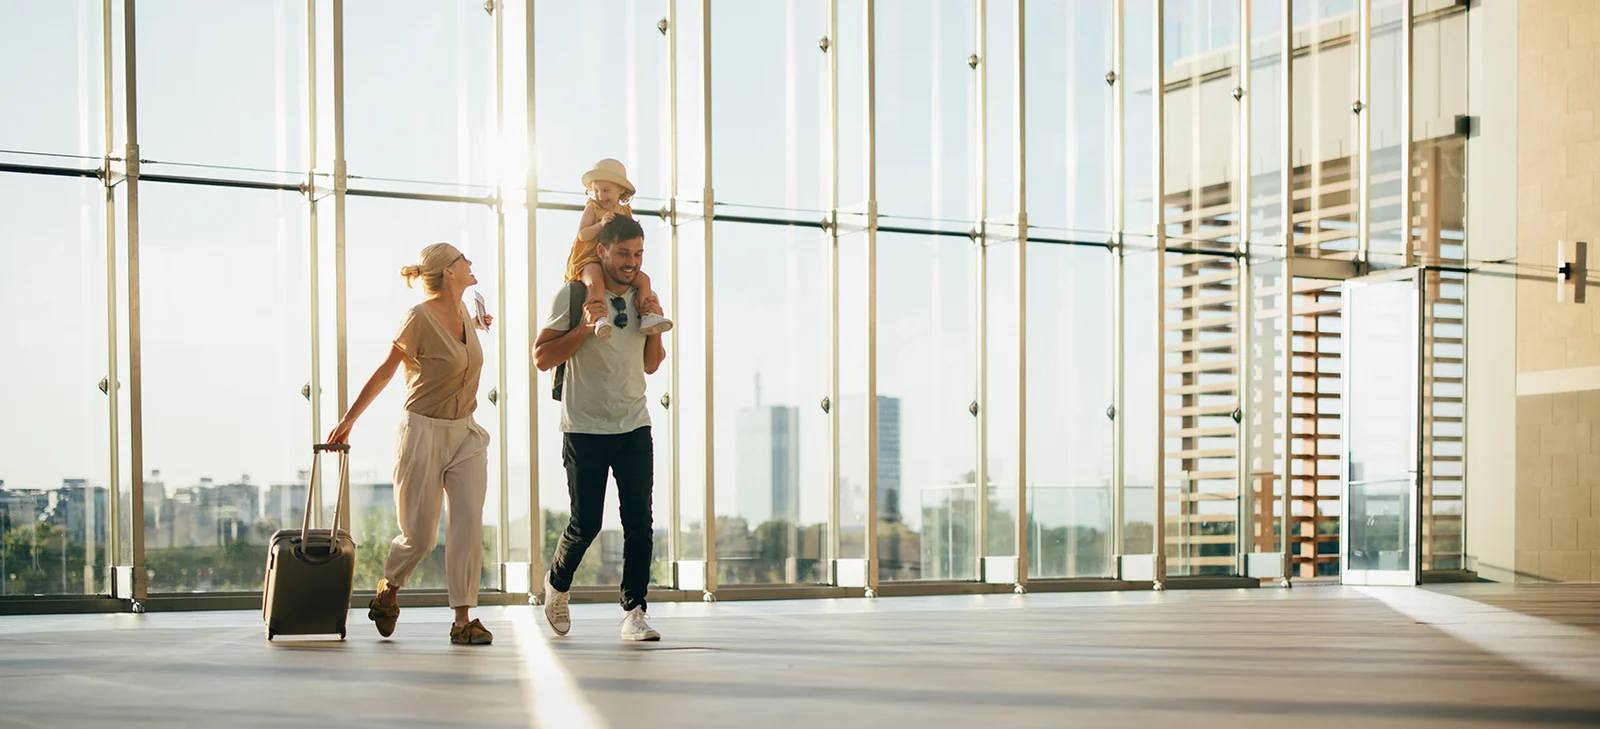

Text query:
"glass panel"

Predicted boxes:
[[138, 184, 308, 593], [1249, 1, 1286, 245], [987, 241, 1019, 562], [675, 0, 708, 206], [536, 0, 667, 202], [1291, 278, 1343, 578], [671, 220, 708, 572], [1369, 0, 1406, 260], [0, 2, 104, 161], [985, 0, 1016, 218], [1125, 0, 1157, 233], [1024, 0, 1113, 235], [1163, 0, 1240, 253], [837, 0, 868, 213], [710, 2, 827, 214], [1163, 252, 1242, 576], [1027, 244, 1114, 579], [0, 173, 110, 596], [874, 0, 974, 224], [1290, 0, 1359, 259], [344, 197, 499, 594], [344, 0, 494, 186], [1122, 243, 1159, 556], [1247, 256, 1288, 565], [1346, 277, 1416, 577], [1423, 271, 1464, 570], [877, 232, 977, 581], [838, 231, 870, 566], [709, 223, 829, 584], [136, 1, 304, 175]]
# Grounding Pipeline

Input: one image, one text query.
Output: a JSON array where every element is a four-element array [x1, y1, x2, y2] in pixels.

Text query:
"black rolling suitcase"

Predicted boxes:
[[263, 443, 357, 641]]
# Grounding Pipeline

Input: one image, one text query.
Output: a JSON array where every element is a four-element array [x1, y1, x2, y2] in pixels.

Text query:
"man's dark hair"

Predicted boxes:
[[597, 214, 645, 247]]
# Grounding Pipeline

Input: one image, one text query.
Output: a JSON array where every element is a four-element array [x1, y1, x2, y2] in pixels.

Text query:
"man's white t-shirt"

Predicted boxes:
[[542, 282, 652, 435]]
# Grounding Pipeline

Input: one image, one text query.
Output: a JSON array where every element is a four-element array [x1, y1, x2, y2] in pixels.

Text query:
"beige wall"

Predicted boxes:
[[1514, 0, 1600, 582]]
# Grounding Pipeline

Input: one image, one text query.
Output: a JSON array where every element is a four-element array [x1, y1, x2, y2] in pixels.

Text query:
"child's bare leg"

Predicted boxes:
[[580, 262, 607, 305], [581, 262, 614, 338], [635, 271, 673, 335], [635, 271, 664, 316]]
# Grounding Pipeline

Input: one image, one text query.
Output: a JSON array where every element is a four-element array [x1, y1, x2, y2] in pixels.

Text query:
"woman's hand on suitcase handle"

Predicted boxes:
[[326, 417, 354, 446]]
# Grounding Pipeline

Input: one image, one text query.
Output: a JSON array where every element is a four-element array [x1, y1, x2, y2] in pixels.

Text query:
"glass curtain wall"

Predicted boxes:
[[0, 0, 1474, 607]]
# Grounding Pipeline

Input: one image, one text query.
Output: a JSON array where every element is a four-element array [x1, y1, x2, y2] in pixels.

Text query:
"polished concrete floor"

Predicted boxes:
[[1, 584, 1599, 728]]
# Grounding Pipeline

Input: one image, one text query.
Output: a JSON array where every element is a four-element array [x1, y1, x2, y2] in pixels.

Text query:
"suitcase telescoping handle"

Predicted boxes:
[[300, 443, 352, 549]]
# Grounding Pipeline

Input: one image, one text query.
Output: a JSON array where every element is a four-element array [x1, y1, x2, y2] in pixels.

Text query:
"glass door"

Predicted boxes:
[[1340, 272, 1422, 586]]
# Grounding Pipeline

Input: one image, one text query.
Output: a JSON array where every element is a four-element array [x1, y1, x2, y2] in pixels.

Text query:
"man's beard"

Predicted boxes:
[[604, 263, 634, 287]]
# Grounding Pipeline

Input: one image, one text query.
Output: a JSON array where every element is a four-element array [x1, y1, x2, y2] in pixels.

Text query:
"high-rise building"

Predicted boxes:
[[838, 395, 904, 524], [735, 404, 800, 527]]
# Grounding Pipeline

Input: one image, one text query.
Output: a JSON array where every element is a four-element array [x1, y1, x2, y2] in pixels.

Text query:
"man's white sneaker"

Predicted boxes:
[[593, 316, 614, 341], [620, 607, 660, 642], [639, 313, 674, 336], [543, 573, 571, 636]]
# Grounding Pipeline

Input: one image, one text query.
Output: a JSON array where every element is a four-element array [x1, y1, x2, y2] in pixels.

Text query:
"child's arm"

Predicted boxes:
[[577, 203, 617, 242]]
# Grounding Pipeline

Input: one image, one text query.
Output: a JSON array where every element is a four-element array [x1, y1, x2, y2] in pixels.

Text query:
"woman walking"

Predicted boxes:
[[326, 242, 495, 645]]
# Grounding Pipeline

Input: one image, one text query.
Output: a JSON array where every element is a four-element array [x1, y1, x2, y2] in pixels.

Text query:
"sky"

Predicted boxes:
[[0, 0, 1447, 565]]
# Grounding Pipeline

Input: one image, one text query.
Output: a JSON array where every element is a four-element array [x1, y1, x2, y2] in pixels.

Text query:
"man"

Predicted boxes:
[[532, 214, 666, 641]]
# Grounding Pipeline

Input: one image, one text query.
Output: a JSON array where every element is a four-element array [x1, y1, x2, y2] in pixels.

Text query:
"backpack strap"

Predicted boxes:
[[551, 282, 587, 401]]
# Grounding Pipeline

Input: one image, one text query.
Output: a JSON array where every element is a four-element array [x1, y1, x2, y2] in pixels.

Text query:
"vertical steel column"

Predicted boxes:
[[864, 0, 880, 596], [1278, 0, 1295, 586], [102, 0, 123, 589], [328, 0, 349, 532], [1357, 0, 1370, 265], [973, 0, 990, 582], [306, 0, 322, 484], [526, 0, 542, 595], [1236, 0, 1254, 576], [1013, 0, 1028, 592], [1401, 0, 1414, 268], [666, 0, 682, 584], [1110, 0, 1126, 573], [827, 0, 843, 576], [700, 0, 718, 600], [1151, 0, 1167, 590], [122, 0, 147, 603], [493, 0, 512, 587]]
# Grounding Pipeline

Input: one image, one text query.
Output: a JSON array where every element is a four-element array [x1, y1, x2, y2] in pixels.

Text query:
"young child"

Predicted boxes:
[[566, 158, 672, 340]]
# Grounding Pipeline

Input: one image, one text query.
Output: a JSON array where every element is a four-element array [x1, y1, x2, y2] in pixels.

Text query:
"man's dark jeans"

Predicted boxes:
[[547, 426, 653, 611]]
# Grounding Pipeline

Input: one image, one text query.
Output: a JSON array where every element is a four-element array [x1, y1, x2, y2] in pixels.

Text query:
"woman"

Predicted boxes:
[[326, 242, 495, 645]]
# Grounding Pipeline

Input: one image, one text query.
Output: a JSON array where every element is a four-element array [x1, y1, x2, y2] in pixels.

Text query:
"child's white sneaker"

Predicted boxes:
[[639, 313, 673, 336], [594, 316, 614, 340]]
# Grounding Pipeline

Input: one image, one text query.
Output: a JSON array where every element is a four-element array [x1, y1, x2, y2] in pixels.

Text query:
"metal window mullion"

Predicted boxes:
[[493, 0, 511, 589], [526, 0, 542, 593], [1278, 0, 1295, 584], [122, 0, 147, 603], [666, 0, 681, 586], [700, 0, 717, 599], [102, 0, 123, 592], [1236, 0, 1253, 578], [1110, 0, 1125, 574], [1151, 0, 1166, 589], [864, 0, 879, 596], [1401, 2, 1414, 268], [1357, 0, 1370, 264], [1013, 0, 1027, 590], [827, 0, 842, 579], [306, 0, 324, 538], [329, 0, 349, 532], [973, 0, 989, 583]]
